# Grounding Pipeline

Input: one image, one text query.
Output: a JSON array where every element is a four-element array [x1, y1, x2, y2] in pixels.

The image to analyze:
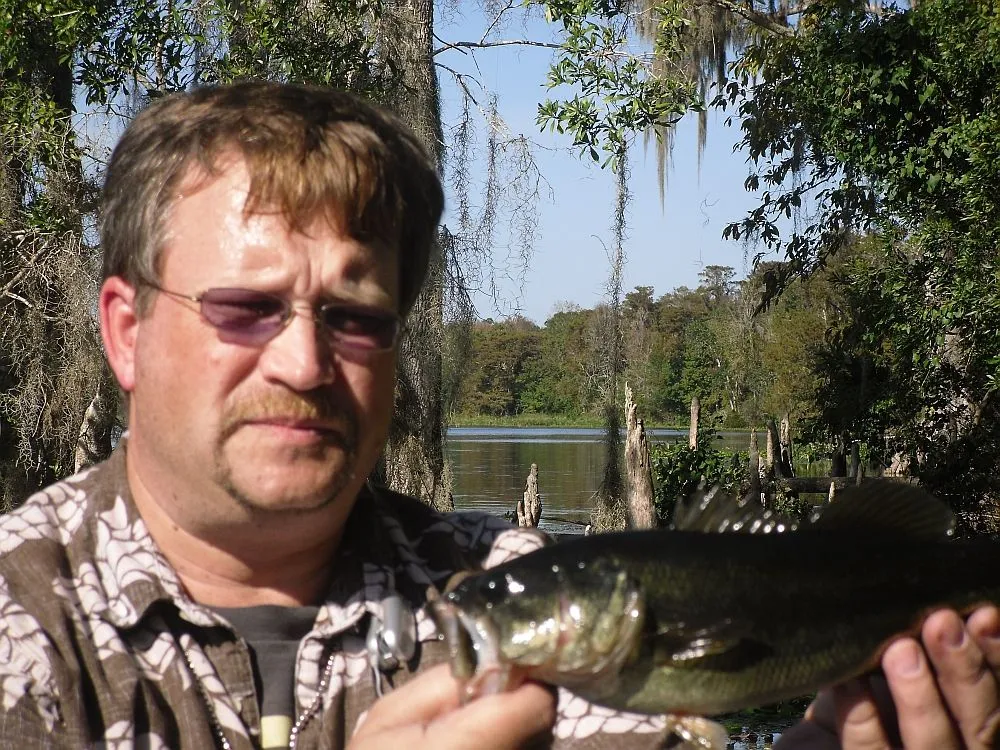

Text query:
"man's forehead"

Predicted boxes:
[[171, 155, 332, 233]]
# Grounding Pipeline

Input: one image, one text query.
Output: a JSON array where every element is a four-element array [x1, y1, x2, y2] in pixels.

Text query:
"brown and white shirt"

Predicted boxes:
[[0, 446, 670, 748]]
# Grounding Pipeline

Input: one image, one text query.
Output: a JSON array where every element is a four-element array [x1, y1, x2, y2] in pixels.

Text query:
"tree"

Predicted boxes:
[[454, 319, 542, 417], [1, 3, 114, 507], [717, 0, 1000, 528]]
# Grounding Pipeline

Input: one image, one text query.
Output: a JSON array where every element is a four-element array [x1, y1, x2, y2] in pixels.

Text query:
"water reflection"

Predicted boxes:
[[729, 735, 781, 749], [446, 427, 748, 535]]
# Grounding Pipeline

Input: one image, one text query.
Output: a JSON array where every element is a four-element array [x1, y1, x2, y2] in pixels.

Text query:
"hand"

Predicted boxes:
[[780, 607, 1000, 749], [349, 664, 557, 750]]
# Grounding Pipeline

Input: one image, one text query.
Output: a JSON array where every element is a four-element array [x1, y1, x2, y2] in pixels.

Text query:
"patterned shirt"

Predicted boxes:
[[0, 445, 671, 749]]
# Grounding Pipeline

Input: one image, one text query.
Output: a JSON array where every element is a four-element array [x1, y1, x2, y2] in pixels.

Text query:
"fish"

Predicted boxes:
[[427, 480, 1000, 749]]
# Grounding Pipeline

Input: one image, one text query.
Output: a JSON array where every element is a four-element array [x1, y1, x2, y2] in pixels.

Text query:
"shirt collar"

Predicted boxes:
[[87, 457, 436, 640]]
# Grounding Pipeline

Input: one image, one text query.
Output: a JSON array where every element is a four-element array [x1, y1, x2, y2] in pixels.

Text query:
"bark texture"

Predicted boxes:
[[377, 0, 452, 511], [516, 463, 542, 528], [624, 384, 657, 529]]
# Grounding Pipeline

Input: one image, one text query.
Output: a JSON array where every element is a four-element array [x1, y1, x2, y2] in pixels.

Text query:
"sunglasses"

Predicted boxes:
[[141, 282, 402, 352]]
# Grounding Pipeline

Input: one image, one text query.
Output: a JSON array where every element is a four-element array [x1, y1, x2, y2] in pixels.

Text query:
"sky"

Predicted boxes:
[[434, 3, 766, 325]]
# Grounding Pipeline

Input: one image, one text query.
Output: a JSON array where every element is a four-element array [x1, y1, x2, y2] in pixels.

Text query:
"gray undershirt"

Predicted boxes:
[[213, 605, 319, 750]]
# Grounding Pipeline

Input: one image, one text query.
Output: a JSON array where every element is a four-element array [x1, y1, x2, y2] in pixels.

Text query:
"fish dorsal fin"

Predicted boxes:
[[650, 618, 773, 672], [671, 483, 800, 534], [806, 479, 955, 539]]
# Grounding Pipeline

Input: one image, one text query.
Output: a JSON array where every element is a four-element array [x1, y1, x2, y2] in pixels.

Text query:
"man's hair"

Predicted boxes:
[[100, 81, 443, 315]]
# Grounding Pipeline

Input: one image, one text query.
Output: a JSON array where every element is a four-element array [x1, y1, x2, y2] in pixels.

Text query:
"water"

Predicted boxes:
[[446, 426, 749, 535]]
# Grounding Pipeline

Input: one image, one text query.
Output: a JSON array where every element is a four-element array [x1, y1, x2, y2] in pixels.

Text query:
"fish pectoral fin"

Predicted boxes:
[[652, 630, 773, 672], [663, 715, 730, 750]]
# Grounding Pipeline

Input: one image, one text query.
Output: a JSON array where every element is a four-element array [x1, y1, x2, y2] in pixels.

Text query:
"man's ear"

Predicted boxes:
[[99, 276, 139, 393]]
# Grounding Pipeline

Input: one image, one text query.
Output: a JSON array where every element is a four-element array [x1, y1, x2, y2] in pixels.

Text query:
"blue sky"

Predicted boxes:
[[434, 3, 766, 324]]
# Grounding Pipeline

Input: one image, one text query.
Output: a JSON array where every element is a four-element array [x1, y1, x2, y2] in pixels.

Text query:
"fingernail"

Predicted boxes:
[[941, 616, 966, 649], [979, 607, 1000, 640], [885, 640, 923, 677]]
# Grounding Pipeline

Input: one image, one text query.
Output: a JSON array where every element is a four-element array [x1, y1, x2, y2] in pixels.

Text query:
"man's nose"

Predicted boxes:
[[258, 308, 335, 390]]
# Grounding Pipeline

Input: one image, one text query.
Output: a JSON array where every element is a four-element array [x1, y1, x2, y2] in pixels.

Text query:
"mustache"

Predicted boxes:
[[220, 391, 358, 442]]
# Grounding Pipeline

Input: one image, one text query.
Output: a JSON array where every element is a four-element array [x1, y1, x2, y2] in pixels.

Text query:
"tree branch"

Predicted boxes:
[[480, 0, 517, 44], [435, 63, 483, 107], [0, 235, 56, 302], [706, 0, 795, 36], [434, 39, 563, 56]]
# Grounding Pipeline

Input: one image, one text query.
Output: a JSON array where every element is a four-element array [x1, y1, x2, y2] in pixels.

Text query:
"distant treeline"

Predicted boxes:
[[451, 263, 831, 431]]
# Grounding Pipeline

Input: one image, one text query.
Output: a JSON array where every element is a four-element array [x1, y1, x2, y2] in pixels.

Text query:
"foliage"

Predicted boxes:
[[456, 318, 543, 417], [714, 0, 1000, 529], [204, 0, 389, 94], [650, 431, 749, 525], [452, 265, 833, 434], [717, 693, 814, 735], [721, 0, 1000, 286], [535, 0, 703, 170]]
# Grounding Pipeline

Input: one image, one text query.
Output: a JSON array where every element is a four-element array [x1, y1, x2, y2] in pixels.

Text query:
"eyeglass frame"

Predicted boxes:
[[136, 278, 404, 354]]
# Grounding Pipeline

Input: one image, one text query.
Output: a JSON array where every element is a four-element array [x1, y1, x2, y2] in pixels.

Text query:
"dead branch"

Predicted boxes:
[[434, 39, 563, 56]]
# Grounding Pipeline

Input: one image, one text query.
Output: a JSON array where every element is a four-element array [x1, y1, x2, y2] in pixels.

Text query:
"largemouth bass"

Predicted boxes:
[[428, 481, 998, 748]]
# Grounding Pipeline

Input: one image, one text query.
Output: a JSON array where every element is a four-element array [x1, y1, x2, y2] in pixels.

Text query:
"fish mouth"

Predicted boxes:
[[455, 609, 509, 695], [428, 596, 511, 699]]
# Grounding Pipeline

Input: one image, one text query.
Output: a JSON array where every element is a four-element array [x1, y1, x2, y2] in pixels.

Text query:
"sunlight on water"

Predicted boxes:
[[446, 427, 749, 535]]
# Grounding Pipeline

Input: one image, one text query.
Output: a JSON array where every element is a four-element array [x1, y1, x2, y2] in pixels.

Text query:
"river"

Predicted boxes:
[[446, 426, 749, 535]]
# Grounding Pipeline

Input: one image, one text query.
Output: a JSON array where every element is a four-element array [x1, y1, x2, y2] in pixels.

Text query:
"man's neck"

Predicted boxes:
[[126, 455, 354, 607], [156, 526, 343, 607]]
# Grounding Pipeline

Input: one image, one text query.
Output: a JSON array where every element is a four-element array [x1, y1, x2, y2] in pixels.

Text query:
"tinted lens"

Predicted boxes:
[[320, 305, 400, 350], [199, 288, 287, 341]]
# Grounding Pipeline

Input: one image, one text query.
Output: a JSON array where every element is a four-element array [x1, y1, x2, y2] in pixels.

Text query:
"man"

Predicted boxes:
[[0, 81, 995, 750], [0, 81, 660, 750]]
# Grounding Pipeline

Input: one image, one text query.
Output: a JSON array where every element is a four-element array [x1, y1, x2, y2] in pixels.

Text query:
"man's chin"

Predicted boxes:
[[219, 465, 357, 516]]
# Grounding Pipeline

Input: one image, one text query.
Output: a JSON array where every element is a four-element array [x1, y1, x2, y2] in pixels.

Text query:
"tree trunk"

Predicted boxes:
[[624, 384, 657, 529], [765, 418, 779, 481], [779, 413, 794, 477], [747, 429, 762, 505], [689, 396, 700, 448], [376, 0, 452, 511], [74, 368, 118, 473], [516, 463, 542, 527], [831, 431, 848, 477]]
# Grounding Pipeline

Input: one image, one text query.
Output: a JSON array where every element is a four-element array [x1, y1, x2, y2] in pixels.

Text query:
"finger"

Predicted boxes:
[[883, 635, 960, 750], [771, 691, 842, 750], [353, 681, 555, 750], [968, 605, 1000, 743], [924, 607, 1000, 749], [425, 682, 556, 750], [967, 605, 1000, 671], [355, 664, 463, 737], [804, 689, 836, 727], [831, 677, 892, 750]]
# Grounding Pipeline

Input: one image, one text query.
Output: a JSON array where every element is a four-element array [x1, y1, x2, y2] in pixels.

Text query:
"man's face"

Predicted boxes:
[[123, 158, 398, 525]]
